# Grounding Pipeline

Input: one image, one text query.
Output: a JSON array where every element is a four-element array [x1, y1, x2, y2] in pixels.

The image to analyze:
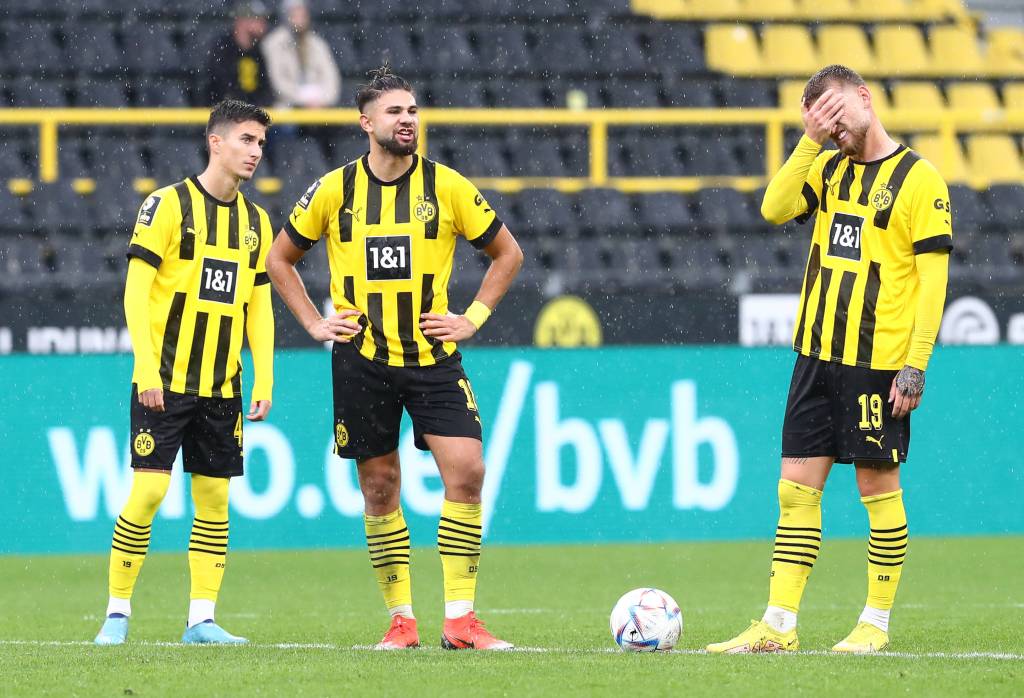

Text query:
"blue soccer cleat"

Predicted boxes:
[[94, 615, 129, 645], [181, 620, 248, 645]]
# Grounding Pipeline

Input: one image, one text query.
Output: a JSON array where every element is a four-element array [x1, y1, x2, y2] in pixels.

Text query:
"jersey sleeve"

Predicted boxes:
[[448, 170, 503, 249], [126, 190, 176, 268], [254, 205, 273, 285], [909, 163, 954, 254], [284, 177, 334, 250], [792, 148, 832, 225]]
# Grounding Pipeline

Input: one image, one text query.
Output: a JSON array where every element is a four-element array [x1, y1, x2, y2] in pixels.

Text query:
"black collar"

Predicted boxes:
[[851, 144, 906, 166], [360, 153, 419, 186], [189, 175, 238, 206]]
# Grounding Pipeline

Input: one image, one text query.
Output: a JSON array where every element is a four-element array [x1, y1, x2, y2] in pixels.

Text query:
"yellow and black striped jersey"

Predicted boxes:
[[127, 176, 274, 397], [788, 145, 953, 370], [285, 154, 502, 367]]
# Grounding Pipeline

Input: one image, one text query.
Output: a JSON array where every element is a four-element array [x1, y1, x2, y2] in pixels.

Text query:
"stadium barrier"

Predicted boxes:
[[2, 107, 1022, 192], [1, 345, 1020, 555]]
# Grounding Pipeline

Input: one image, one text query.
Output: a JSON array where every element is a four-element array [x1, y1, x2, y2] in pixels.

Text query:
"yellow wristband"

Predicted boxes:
[[463, 300, 492, 330]]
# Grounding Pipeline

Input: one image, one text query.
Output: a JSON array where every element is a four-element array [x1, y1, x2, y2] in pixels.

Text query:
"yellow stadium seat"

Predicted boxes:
[[1002, 82, 1024, 109], [631, 0, 688, 19], [916, 0, 970, 22], [817, 24, 876, 76], [850, 0, 915, 19], [946, 82, 1001, 110], [929, 25, 985, 77], [864, 80, 891, 111], [911, 134, 969, 184], [760, 25, 819, 76], [874, 25, 931, 76], [737, 0, 796, 19], [891, 82, 946, 110], [778, 80, 807, 109], [705, 24, 762, 76], [686, 0, 742, 19], [798, 0, 854, 20], [966, 134, 1024, 186], [985, 28, 1024, 77]]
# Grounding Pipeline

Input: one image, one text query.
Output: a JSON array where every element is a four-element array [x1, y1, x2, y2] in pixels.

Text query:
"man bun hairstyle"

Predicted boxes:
[[206, 99, 272, 142], [356, 63, 414, 113], [802, 64, 867, 108]]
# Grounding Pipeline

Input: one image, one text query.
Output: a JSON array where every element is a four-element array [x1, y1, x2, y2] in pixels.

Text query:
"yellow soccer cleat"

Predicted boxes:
[[706, 620, 799, 654], [832, 622, 890, 653]]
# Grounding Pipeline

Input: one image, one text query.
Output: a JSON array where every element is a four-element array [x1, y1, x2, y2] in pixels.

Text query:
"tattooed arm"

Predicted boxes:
[[890, 366, 925, 419]]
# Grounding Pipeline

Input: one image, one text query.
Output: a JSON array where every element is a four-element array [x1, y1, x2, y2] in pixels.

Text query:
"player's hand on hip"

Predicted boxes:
[[802, 88, 845, 145], [889, 366, 925, 419], [420, 312, 476, 343], [246, 399, 271, 422], [139, 387, 165, 412], [307, 309, 362, 343]]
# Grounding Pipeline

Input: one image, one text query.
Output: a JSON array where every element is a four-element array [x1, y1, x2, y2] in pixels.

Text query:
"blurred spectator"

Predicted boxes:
[[202, 0, 274, 106], [262, 0, 340, 108]]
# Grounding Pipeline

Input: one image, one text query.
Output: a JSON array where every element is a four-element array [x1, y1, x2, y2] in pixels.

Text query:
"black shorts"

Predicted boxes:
[[331, 341, 482, 460], [129, 385, 244, 477], [781, 354, 909, 465]]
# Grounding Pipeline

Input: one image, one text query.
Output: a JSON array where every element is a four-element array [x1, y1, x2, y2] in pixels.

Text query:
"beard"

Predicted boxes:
[[834, 121, 868, 157], [376, 131, 418, 156]]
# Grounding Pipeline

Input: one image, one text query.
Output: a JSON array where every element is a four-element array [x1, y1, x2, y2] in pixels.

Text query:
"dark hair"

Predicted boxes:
[[355, 64, 414, 112], [206, 99, 272, 143], [802, 64, 866, 107]]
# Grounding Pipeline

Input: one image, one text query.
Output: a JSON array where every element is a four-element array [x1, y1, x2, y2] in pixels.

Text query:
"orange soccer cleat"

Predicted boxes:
[[441, 612, 513, 651], [374, 615, 420, 650]]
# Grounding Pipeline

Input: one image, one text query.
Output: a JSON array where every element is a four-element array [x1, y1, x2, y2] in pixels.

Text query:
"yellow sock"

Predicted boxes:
[[438, 500, 482, 609], [108, 471, 170, 601], [863, 489, 908, 611], [188, 475, 230, 603], [365, 508, 412, 612], [768, 479, 823, 613]]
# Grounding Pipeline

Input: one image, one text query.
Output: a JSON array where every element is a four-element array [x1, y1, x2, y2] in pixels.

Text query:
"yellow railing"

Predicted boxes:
[[0, 107, 1022, 192]]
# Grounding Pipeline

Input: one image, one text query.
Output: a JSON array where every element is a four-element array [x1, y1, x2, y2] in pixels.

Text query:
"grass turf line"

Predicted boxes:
[[0, 537, 1021, 697]]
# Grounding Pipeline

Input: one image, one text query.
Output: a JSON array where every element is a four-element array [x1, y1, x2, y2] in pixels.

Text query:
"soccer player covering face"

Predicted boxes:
[[94, 100, 276, 646], [266, 66, 524, 650], [708, 65, 951, 655]]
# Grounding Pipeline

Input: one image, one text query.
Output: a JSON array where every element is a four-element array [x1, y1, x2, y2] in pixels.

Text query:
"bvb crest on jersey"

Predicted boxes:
[[335, 422, 349, 447], [414, 197, 437, 223], [244, 227, 260, 253], [871, 184, 894, 211]]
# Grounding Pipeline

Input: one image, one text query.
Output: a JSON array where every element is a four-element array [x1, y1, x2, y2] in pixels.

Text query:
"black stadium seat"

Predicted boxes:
[[948, 184, 990, 231], [517, 188, 579, 238], [63, 22, 123, 75], [122, 22, 182, 77], [576, 188, 637, 237], [10, 77, 67, 107], [587, 27, 649, 74], [636, 192, 694, 234], [472, 25, 533, 75], [530, 25, 592, 75], [419, 26, 476, 74], [982, 185, 1024, 231], [74, 78, 130, 108]]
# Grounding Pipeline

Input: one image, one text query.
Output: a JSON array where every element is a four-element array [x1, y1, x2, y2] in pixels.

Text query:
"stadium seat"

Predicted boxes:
[[603, 79, 662, 108], [891, 82, 945, 110], [850, 0, 916, 20], [86, 136, 149, 187], [982, 184, 1024, 231], [1002, 82, 1024, 109], [146, 137, 207, 184], [28, 183, 95, 236], [472, 25, 533, 75], [737, 0, 797, 18], [443, 136, 509, 177], [928, 25, 985, 77], [816, 25, 876, 76], [6, 21, 64, 75], [122, 22, 182, 77], [530, 25, 593, 75], [428, 80, 488, 107], [946, 82, 1000, 111], [354, 25, 418, 74], [682, 135, 741, 176], [505, 138, 565, 178], [692, 187, 756, 229], [0, 189, 30, 234], [10, 77, 67, 107], [716, 79, 775, 108], [985, 27, 1024, 77], [796, 0, 854, 20], [756, 25, 818, 77], [647, 23, 705, 75], [0, 142, 32, 180], [873, 26, 930, 77], [966, 135, 1024, 187], [516, 188, 579, 238], [948, 184, 991, 231], [685, 0, 743, 19], [418, 26, 476, 74], [611, 133, 686, 176], [662, 78, 718, 108], [588, 27, 649, 74], [73, 78, 129, 108], [136, 79, 190, 108], [576, 188, 637, 237], [489, 79, 547, 108], [635, 192, 694, 233], [63, 21, 123, 75], [704, 24, 761, 76], [911, 134, 969, 185]]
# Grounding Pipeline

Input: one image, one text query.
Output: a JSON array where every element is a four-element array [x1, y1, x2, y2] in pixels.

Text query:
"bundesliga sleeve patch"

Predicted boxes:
[[297, 179, 322, 210], [137, 195, 161, 226]]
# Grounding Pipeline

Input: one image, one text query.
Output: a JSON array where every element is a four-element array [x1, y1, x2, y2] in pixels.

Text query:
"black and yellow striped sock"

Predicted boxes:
[[767, 479, 823, 614], [108, 471, 170, 607], [438, 499, 482, 616], [187, 475, 229, 612], [864, 489, 908, 612], [365, 508, 413, 613]]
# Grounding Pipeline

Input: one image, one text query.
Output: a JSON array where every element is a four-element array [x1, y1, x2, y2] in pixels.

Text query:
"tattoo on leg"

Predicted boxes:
[[895, 366, 925, 396]]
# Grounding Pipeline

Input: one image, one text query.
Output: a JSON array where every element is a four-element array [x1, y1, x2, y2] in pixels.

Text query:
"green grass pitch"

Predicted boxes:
[[1, 537, 1021, 696]]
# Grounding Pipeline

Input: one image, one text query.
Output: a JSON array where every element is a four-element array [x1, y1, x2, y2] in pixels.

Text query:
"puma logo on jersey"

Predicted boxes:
[[866, 434, 885, 449], [344, 207, 362, 222]]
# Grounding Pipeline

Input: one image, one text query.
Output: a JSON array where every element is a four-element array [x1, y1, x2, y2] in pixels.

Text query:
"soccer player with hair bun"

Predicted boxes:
[[708, 65, 951, 655], [267, 65, 523, 651]]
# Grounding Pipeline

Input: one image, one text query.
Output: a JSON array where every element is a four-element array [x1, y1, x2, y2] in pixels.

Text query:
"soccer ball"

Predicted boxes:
[[609, 588, 682, 652]]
